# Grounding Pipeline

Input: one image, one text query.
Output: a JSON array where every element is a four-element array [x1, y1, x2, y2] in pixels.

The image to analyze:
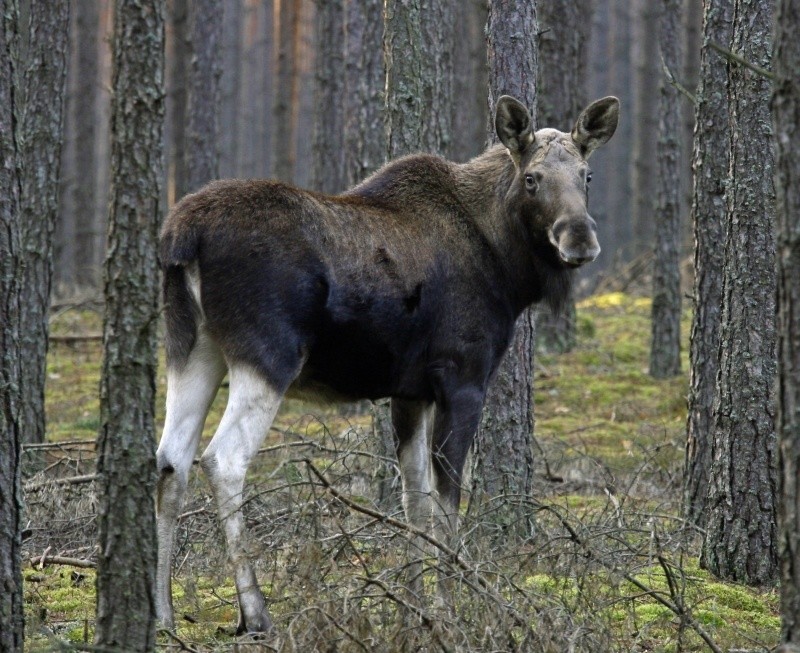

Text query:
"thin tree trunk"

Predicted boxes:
[[535, 0, 589, 353], [630, 0, 660, 253], [94, 0, 164, 648], [342, 0, 384, 188], [73, 0, 100, 288], [292, 0, 314, 188], [184, 0, 222, 193], [684, 0, 732, 527], [259, 1, 274, 179], [312, 0, 345, 193], [585, 0, 610, 272], [384, 0, 453, 159], [17, 0, 70, 445], [607, 0, 634, 262], [272, 0, 300, 182], [701, 0, 777, 586], [93, 0, 113, 269], [772, 0, 800, 638], [451, 0, 488, 164], [471, 0, 537, 533], [0, 3, 25, 646], [218, 0, 242, 179], [649, 0, 683, 379], [166, 0, 187, 202]]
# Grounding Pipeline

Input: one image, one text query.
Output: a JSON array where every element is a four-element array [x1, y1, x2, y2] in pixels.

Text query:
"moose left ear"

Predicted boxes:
[[571, 96, 620, 158]]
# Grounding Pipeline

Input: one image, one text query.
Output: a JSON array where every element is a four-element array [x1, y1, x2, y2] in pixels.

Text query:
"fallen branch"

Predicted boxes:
[[25, 473, 97, 492], [29, 554, 95, 569]]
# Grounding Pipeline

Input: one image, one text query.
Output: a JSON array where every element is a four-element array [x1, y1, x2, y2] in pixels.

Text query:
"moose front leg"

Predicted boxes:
[[429, 385, 485, 604], [430, 386, 484, 543]]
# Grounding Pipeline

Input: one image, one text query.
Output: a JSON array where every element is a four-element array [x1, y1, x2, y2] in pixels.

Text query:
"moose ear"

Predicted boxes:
[[571, 96, 620, 158], [495, 95, 534, 162]]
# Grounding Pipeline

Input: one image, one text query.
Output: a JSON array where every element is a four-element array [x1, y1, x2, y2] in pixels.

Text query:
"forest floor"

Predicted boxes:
[[20, 292, 780, 652]]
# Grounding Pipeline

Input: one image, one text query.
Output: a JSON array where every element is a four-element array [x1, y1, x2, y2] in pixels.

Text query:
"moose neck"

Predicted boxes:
[[457, 145, 572, 317]]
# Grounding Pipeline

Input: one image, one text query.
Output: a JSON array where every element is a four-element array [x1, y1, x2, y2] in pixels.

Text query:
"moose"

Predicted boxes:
[[155, 95, 619, 633]]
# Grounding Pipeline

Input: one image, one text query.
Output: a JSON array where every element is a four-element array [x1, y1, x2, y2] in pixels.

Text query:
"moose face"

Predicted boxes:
[[495, 95, 620, 268]]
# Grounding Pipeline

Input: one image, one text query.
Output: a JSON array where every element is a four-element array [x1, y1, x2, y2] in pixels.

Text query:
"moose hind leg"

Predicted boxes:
[[200, 365, 284, 634], [156, 330, 226, 629], [393, 399, 435, 597]]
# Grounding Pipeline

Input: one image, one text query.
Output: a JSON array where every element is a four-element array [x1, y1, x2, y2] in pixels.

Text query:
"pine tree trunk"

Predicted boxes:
[[451, 0, 488, 164], [73, 0, 100, 288], [312, 0, 345, 194], [384, 0, 453, 159], [607, 0, 634, 261], [535, 0, 588, 353], [218, 0, 242, 179], [470, 0, 537, 533], [272, 0, 300, 182], [773, 0, 800, 638], [16, 0, 70, 445], [342, 0, 384, 188], [649, 0, 683, 379], [701, 0, 778, 586], [684, 0, 732, 526], [94, 0, 164, 648], [167, 0, 187, 202], [0, 4, 24, 647], [184, 0, 221, 193], [630, 0, 659, 253]]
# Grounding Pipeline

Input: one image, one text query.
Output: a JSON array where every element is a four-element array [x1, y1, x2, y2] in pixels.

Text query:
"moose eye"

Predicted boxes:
[[524, 174, 536, 191]]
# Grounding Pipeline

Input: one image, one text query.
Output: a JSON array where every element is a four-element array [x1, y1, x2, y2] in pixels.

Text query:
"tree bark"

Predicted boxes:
[[184, 0, 222, 193], [630, 0, 660, 252], [649, 0, 683, 379], [94, 0, 164, 648], [16, 0, 70, 445], [0, 3, 25, 647], [342, 0, 384, 188], [218, 0, 242, 179], [684, 0, 732, 526], [166, 0, 187, 203], [470, 0, 537, 532], [772, 0, 800, 638], [535, 0, 588, 353], [312, 0, 345, 194], [451, 0, 488, 164], [384, 0, 453, 159], [606, 0, 634, 261], [701, 0, 777, 586], [72, 0, 100, 288], [272, 0, 300, 183]]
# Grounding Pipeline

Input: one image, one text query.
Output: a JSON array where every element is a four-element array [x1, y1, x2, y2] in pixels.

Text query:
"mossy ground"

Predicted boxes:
[[25, 293, 781, 651]]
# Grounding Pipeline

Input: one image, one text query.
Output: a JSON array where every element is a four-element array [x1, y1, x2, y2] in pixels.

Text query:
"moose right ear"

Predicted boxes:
[[495, 96, 534, 163]]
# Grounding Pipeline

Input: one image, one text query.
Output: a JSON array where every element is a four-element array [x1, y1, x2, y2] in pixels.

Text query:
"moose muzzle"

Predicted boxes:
[[548, 214, 601, 267]]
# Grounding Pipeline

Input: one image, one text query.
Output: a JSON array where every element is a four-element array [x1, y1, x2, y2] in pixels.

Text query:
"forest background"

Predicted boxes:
[[1, 0, 799, 651]]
